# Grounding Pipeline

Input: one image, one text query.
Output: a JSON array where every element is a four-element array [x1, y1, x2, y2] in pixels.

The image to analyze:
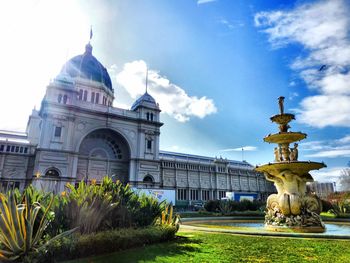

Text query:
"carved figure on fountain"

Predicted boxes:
[[290, 143, 299, 161]]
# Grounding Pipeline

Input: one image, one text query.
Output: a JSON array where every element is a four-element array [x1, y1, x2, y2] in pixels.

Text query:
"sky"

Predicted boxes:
[[0, 0, 349, 187]]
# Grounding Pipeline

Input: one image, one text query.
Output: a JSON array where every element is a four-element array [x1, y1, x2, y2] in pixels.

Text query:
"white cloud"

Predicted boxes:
[[116, 60, 217, 122], [197, 0, 216, 5], [301, 134, 350, 158], [220, 146, 257, 152], [306, 149, 350, 158], [288, 92, 298, 100], [310, 167, 344, 186], [255, 0, 350, 128], [218, 18, 244, 30]]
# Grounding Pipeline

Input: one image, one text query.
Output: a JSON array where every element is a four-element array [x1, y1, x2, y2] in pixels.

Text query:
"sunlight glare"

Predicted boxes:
[[0, 0, 90, 131]]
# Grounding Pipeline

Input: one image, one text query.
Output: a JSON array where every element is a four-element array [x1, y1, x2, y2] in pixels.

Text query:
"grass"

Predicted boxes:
[[65, 230, 350, 263]]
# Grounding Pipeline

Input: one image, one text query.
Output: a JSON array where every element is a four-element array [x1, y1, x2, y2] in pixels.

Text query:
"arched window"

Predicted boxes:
[[150, 113, 154, 121], [143, 175, 153, 183], [45, 168, 60, 177], [63, 95, 68, 104], [58, 94, 62, 103]]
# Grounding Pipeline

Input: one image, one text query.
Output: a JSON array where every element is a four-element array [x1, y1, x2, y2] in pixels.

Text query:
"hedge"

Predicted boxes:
[[25, 226, 177, 263]]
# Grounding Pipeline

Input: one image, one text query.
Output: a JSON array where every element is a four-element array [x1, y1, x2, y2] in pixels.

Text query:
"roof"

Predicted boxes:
[[0, 130, 30, 144], [60, 43, 113, 91], [159, 150, 253, 169], [131, 92, 158, 111]]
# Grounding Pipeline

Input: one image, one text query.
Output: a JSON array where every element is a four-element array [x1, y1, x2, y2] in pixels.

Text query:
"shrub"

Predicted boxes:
[[321, 199, 333, 212], [61, 180, 118, 235], [28, 226, 177, 262], [205, 199, 265, 214], [204, 200, 220, 212], [129, 194, 164, 227]]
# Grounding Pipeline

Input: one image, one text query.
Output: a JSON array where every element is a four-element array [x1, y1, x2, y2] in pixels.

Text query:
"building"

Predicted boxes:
[[0, 41, 275, 205], [307, 181, 335, 199]]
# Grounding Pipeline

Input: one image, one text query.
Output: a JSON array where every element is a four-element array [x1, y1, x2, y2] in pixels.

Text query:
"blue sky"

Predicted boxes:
[[0, 0, 349, 185]]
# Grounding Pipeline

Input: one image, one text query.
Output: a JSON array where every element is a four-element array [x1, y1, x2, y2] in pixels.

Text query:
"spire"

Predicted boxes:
[[85, 26, 93, 55], [90, 26, 93, 42], [145, 67, 149, 93]]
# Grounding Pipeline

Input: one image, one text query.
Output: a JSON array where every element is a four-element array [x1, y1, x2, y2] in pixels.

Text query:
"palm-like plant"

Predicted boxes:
[[157, 204, 181, 232], [0, 191, 76, 261]]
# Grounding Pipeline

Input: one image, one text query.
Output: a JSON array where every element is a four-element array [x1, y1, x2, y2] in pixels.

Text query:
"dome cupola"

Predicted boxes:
[[60, 43, 113, 91]]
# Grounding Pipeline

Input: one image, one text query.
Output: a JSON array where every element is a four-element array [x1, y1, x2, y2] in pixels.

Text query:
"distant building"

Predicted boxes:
[[307, 181, 335, 199], [0, 41, 275, 205]]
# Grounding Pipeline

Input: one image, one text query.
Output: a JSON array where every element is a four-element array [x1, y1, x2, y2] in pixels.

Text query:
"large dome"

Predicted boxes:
[[60, 43, 113, 91]]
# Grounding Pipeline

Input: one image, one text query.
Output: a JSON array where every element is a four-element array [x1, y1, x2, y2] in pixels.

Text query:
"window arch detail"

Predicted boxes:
[[45, 168, 60, 177]]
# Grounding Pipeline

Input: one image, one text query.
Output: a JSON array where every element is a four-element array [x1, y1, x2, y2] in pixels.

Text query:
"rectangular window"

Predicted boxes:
[[24, 147, 28, 154], [95, 93, 100, 104], [11, 146, 15, 152], [78, 89, 83, 100], [202, 190, 210, 201], [219, 191, 226, 199], [83, 90, 88, 101], [190, 189, 199, 201], [177, 189, 187, 201], [0, 145, 3, 151], [54, 127, 62, 137], [147, 140, 152, 150], [15, 146, 19, 153], [91, 92, 95, 103]]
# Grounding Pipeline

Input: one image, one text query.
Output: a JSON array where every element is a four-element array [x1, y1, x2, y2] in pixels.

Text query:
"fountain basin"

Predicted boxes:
[[270, 113, 295, 125], [256, 161, 326, 177], [182, 217, 350, 239], [264, 132, 307, 144]]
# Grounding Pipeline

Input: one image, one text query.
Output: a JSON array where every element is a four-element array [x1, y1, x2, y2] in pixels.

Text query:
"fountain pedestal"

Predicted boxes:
[[255, 97, 326, 233]]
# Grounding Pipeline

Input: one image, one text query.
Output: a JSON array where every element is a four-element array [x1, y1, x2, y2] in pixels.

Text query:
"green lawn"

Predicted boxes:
[[66, 231, 350, 263]]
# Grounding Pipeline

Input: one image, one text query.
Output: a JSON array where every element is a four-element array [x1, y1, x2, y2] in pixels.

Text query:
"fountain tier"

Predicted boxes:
[[264, 132, 307, 144]]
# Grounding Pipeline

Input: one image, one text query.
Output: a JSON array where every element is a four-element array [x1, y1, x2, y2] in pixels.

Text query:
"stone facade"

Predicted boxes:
[[0, 43, 275, 204]]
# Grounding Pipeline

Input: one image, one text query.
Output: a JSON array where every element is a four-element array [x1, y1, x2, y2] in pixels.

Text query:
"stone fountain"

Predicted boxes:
[[255, 96, 326, 233]]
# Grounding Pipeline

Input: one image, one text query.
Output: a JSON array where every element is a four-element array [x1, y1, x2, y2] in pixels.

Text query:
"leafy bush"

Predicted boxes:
[[63, 180, 118, 234], [204, 200, 220, 212], [28, 226, 177, 262], [327, 192, 350, 216], [320, 199, 333, 212], [205, 199, 265, 214], [128, 194, 165, 227]]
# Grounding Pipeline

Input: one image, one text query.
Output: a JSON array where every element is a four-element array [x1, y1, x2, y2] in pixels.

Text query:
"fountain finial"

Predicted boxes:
[[278, 96, 285, 115]]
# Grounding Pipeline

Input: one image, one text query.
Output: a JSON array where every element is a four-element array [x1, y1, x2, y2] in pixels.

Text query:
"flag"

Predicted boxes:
[[90, 27, 93, 40]]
